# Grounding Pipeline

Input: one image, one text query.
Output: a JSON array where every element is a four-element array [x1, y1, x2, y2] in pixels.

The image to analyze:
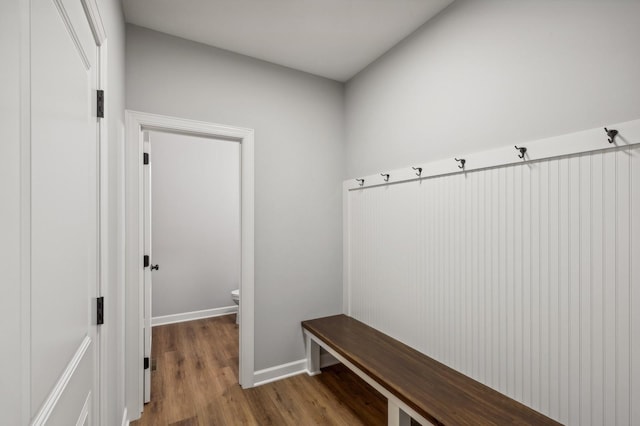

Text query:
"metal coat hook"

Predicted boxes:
[[412, 166, 422, 177], [604, 127, 618, 144], [514, 145, 527, 159], [381, 173, 390, 182], [356, 178, 365, 186], [455, 158, 466, 169]]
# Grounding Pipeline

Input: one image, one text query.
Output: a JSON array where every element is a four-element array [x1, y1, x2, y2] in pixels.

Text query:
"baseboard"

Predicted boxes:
[[252, 352, 342, 387], [253, 359, 307, 387], [152, 305, 237, 327], [121, 407, 129, 426]]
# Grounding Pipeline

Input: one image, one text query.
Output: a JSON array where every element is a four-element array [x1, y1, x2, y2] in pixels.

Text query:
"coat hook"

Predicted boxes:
[[454, 158, 466, 169], [380, 173, 390, 182], [604, 127, 618, 144], [412, 166, 422, 177], [514, 145, 527, 159], [356, 178, 365, 186]]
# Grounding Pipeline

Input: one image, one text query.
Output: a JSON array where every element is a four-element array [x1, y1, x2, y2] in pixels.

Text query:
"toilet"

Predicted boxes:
[[231, 289, 240, 324]]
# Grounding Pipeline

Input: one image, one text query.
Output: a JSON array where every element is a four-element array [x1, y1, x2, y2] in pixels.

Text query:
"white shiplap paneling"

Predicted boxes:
[[346, 145, 640, 425]]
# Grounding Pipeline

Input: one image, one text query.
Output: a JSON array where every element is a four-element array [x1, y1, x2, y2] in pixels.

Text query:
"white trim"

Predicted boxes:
[[76, 392, 91, 426], [345, 118, 640, 191], [342, 180, 350, 315], [142, 132, 151, 404], [96, 36, 108, 426], [124, 111, 144, 420], [120, 408, 129, 426], [118, 128, 127, 426], [125, 110, 255, 419], [152, 306, 238, 327], [304, 330, 433, 426], [252, 351, 340, 388], [31, 336, 93, 426], [126, 111, 256, 140], [80, 0, 106, 46], [253, 359, 307, 387], [52, 0, 90, 70], [19, 0, 32, 421]]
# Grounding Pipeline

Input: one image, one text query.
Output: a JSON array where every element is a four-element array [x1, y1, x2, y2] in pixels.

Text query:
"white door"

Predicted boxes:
[[143, 132, 154, 403], [30, 0, 101, 424]]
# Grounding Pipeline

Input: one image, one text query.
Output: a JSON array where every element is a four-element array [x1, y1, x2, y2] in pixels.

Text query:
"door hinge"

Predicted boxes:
[[144, 357, 150, 370], [143, 153, 149, 165], [96, 90, 104, 118], [96, 297, 104, 325], [144, 255, 150, 268]]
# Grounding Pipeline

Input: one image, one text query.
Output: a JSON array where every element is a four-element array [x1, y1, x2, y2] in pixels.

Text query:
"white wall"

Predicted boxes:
[[126, 25, 344, 370], [149, 131, 240, 317], [345, 0, 640, 178]]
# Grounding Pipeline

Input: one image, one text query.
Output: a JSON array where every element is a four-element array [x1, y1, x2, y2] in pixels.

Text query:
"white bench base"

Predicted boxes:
[[304, 330, 433, 426]]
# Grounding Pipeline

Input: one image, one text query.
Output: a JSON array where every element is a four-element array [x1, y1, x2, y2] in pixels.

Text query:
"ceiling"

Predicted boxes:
[[122, 0, 454, 82]]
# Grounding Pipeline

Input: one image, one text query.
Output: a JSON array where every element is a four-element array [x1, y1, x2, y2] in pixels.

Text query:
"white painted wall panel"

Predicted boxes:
[[347, 145, 640, 425]]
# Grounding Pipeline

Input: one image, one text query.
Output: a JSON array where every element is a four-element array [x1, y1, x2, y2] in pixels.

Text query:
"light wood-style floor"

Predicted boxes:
[[131, 314, 388, 425]]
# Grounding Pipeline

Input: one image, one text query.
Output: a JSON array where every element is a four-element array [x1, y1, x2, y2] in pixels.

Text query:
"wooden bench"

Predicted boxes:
[[302, 314, 561, 426]]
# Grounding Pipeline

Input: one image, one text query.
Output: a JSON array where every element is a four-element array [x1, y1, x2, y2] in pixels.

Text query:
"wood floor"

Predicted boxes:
[[131, 315, 388, 425]]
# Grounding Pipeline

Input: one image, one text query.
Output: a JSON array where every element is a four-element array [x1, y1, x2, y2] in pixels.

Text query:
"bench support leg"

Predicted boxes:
[[388, 400, 411, 426], [305, 334, 321, 376]]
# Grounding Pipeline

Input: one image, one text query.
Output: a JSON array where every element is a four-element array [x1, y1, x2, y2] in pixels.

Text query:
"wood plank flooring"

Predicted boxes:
[[131, 315, 388, 425]]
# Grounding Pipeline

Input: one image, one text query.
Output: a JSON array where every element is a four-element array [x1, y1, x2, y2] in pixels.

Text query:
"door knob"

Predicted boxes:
[[150, 264, 159, 271]]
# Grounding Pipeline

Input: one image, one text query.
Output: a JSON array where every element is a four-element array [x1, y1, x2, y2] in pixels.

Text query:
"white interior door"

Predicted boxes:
[[30, 0, 101, 423], [143, 131, 153, 403]]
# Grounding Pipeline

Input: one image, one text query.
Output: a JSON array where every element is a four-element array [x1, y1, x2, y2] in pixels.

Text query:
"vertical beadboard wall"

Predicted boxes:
[[347, 145, 640, 425]]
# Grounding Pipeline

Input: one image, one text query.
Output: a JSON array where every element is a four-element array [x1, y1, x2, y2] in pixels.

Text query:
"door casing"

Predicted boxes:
[[124, 110, 255, 419]]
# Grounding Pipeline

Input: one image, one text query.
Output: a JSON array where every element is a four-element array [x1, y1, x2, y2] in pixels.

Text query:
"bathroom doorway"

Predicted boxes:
[[143, 129, 241, 402], [125, 111, 255, 417]]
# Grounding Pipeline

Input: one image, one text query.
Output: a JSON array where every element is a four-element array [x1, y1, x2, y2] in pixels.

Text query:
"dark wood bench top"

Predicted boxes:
[[302, 314, 561, 426]]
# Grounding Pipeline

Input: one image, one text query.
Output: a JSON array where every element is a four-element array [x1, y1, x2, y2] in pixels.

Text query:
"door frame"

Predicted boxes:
[[124, 110, 255, 419]]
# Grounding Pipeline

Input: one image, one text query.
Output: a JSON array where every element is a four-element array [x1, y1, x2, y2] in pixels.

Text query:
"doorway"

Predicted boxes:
[[124, 111, 255, 420], [145, 130, 240, 327], [143, 129, 241, 401]]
